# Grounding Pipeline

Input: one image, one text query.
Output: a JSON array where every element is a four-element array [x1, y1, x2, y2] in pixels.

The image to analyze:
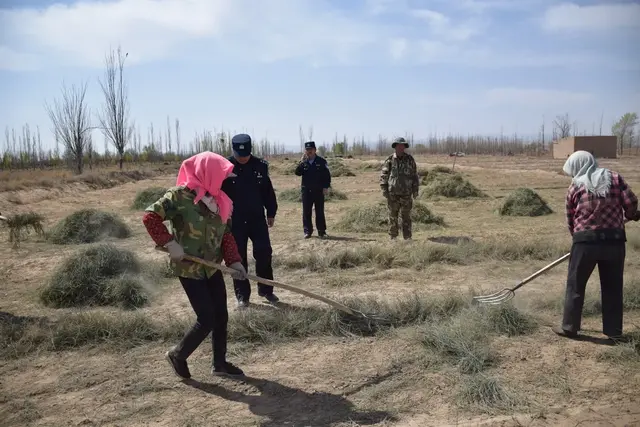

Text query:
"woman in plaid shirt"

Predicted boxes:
[[554, 150, 639, 340]]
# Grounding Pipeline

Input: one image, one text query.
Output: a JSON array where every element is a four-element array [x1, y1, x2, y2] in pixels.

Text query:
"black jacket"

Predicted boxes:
[[221, 155, 277, 219], [294, 156, 331, 191]]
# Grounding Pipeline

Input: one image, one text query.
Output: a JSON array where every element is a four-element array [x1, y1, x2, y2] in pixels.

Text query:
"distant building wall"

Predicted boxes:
[[552, 136, 618, 159], [552, 137, 575, 159]]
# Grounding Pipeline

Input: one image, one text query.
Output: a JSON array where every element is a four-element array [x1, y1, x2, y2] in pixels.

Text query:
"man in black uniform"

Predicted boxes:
[[221, 133, 279, 308], [294, 141, 331, 239]]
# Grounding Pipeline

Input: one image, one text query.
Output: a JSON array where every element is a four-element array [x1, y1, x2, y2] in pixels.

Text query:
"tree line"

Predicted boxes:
[[1, 45, 638, 173]]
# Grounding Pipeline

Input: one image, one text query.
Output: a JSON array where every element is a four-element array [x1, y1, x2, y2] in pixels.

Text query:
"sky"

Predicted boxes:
[[1, 0, 639, 152]]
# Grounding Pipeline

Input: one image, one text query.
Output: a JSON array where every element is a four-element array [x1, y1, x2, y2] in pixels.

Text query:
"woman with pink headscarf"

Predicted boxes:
[[142, 152, 248, 379]]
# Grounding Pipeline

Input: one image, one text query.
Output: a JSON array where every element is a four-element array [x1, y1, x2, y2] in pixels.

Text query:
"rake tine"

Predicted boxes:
[[473, 290, 515, 305]]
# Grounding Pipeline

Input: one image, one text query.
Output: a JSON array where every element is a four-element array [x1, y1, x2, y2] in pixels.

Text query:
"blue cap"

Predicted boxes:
[[232, 133, 252, 157]]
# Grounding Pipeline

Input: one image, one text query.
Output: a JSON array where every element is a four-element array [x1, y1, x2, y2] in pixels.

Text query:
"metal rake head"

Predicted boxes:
[[472, 288, 515, 305]]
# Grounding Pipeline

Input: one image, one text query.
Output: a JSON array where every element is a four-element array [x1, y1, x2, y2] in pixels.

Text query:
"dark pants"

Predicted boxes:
[[302, 189, 326, 235], [231, 217, 274, 301], [174, 271, 228, 365], [562, 241, 625, 337]]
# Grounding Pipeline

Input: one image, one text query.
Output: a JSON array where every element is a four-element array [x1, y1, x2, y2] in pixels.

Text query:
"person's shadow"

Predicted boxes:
[[183, 375, 397, 426]]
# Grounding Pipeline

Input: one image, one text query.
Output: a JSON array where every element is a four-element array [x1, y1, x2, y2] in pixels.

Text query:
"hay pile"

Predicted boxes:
[[47, 208, 131, 244], [131, 187, 168, 210], [277, 188, 348, 202], [40, 243, 149, 309], [499, 188, 553, 217], [335, 200, 444, 233], [327, 157, 355, 177], [420, 172, 485, 199]]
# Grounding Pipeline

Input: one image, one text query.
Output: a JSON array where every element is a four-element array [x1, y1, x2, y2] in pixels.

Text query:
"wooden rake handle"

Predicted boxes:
[[154, 246, 355, 316]]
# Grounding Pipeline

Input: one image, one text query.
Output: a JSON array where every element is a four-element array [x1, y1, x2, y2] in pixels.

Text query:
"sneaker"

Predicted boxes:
[[304, 233, 312, 239], [552, 326, 577, 339], [165, 350, 191, 379], [212, 361, 245, 377]]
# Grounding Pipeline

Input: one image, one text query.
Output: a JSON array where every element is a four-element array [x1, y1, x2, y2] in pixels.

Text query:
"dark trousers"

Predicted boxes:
[[231, 217, 274, 301], [174, 271, 228, 365], [562, 241, 625, 337], [302, 189, 326, 235]]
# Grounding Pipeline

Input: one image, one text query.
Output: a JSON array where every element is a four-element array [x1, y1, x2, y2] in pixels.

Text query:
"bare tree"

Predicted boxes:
[[45, 81, 91, 174], [612, 112, 639, 155], [98, 46, 133, 169], [553, 113, 572, 139]]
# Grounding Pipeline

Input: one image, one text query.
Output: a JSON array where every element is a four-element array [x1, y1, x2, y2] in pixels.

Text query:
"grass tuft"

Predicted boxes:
[[420, 173, 485, 199], [327, 157, 356, 177], [131, 187, 168, 210], [39, 243, 149, 309], [47, 208, 131, 244], [335, 201, 445, 233], [498, 188, 553, 217], [457, 374, 523, 414], [3, 211, 45, 248], [478, 304, 539, 337], [277, 187, 348, 202]]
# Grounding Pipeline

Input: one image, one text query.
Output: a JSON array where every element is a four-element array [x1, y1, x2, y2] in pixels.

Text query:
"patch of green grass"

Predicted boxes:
[[334, 201, 445, 233], [47, 208, 131, 244], [131, 187, 168, 210], [3, 211, 45, 248], [277, 187, 348, 202], [419, 173, 485, 199], [39, 243, 150, 309], [498, 188, 553, 217]]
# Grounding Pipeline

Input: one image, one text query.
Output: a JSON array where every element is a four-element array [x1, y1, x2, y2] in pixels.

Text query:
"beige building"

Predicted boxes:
[[552, 136, 618, 159]]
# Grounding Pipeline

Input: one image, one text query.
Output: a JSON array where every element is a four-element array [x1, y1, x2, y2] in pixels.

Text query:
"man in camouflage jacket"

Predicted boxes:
[[380, 137, 420, 240]]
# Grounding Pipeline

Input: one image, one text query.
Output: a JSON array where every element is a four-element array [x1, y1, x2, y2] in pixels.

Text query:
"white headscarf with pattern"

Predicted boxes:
[[562, 150, 612, 197]]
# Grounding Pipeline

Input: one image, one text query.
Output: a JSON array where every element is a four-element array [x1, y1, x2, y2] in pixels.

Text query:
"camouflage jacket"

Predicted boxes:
[[380, 153, 419, 196], [145, 186, 231, 279]]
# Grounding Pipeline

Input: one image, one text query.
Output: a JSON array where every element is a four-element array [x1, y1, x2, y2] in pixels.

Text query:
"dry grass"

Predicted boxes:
[[39, 243, 151, 309], [47, 208, 131, 244], [499, 187, 553, 217], [131, 186, 168, 210], [334, 201, 445, 233], [277, 187, 348, 202], [419, 171, 485, 199], [2, 211, 45, 248]]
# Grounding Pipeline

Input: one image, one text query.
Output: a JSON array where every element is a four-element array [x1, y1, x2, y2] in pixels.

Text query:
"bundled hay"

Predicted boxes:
[[277, 188, 348, 202], [47, 208, 131, 244], [335, 200, 444, 233], [131, 186, 168, 210], [2, 211, 45, 248], [420, 173, 485, 199], [327, 157, 355, 177], [40, 243, 149, 309], [499, 188, 553, 217]]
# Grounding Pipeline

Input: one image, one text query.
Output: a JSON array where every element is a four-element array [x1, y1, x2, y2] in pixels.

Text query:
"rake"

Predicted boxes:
[[473, 220, 633, 305], [473, 252, 571, 305]]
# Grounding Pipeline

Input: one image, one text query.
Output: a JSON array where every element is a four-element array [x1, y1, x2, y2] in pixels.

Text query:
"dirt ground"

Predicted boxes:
[[1, 154, 639, 427]]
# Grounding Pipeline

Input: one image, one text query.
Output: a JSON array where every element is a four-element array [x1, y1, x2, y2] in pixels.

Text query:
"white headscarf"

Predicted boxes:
[[562, 150, 612, 197]]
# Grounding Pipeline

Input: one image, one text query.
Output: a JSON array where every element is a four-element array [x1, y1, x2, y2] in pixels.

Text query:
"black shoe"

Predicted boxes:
[[552, 326, 578, 339], [319, 232, 327, 239], [261, 293, 279, 303], [304, 233, 312, 239], [166, 350, 191, 379], [212, 361, 245, 377]]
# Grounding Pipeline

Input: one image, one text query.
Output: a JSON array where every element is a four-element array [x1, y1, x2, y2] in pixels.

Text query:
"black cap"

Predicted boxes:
[[304, 141, 316, 149], [232, 133, 252, 157]]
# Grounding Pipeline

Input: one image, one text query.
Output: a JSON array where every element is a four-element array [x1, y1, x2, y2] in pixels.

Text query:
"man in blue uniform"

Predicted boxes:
[[294, 141, 331, 239], [221, 134, 279, 308]]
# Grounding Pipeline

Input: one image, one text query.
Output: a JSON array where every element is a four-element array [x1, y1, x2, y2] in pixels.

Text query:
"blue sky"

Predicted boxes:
[[1, 0, 639, 152]]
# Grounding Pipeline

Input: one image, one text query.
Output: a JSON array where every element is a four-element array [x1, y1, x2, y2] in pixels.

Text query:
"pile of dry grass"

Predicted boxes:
[[39, 243, 150, 309], [327, 157, 355, 177], [2, 211, 45, 248], [334, 201, 445, 233], [498, 188, 553, 217], [131, 186, 168, 210], [420, 171, 485, 199], [277, 187, 348, 202], [47, 208, 131, 244]]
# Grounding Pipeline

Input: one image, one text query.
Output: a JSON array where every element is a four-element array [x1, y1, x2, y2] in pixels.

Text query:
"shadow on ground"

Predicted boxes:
[[184, 375, 397, 427]]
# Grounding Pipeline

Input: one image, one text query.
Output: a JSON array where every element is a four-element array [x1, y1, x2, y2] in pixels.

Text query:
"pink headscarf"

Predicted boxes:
[[176, 151, 235, 222]]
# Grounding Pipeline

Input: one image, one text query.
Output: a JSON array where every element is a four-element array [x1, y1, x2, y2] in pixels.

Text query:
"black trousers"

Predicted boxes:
[[231, 216, 274, 301], [562, 241, 625, 337], [302, 189, 326, 235], [174, 271, 228, 365]]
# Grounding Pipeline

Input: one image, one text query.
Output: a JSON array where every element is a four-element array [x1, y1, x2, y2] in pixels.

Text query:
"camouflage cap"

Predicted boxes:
[[391, 137, 408, 148]]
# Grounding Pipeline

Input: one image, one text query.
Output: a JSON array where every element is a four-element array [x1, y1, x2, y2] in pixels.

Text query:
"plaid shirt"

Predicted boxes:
[[566, 171, 638, 235]]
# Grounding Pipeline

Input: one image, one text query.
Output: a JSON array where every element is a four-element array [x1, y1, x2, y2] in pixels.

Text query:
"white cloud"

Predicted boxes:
[[388, 37, 408, 60], [409, 8, 482, 41], [485, 87, 594, 106], [542, 2, 640, 32]]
